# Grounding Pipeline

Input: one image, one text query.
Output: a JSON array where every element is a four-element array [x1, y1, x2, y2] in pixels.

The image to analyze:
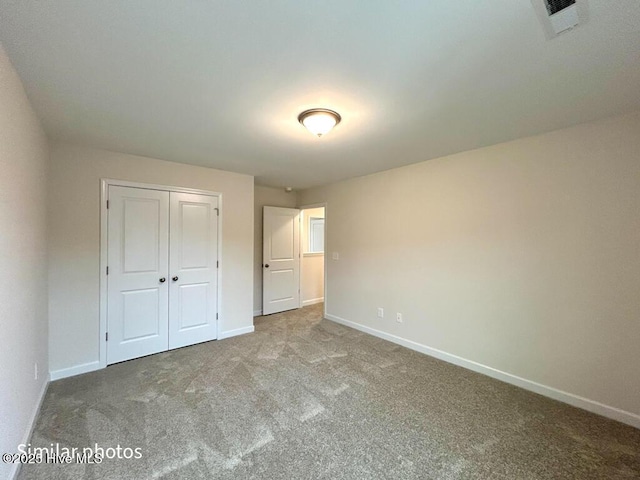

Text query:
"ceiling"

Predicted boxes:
[[1, 1, 639, 189]]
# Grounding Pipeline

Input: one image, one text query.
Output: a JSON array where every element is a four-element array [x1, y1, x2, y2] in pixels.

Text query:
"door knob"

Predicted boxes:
[[264, 264, 270, 268], [159, 277, 166, 283], [172, 276, 179, 282]]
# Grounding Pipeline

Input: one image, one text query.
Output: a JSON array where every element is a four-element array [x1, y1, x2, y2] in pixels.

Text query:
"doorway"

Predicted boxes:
[[261, 204, 326, 316], [300, 206, 325, 309]]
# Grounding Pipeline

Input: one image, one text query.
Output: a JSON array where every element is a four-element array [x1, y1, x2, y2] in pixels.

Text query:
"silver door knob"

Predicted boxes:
[[159, 277, 166, 283]]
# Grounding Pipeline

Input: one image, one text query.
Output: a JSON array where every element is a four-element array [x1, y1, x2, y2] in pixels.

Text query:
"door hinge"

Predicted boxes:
[[216, 260, 219, 268], [215, 207, 219, 216], [106, 266, 109, 275], [106, 200, 109, 209], [105, 332, 109, 341], [216, 313, 218, 320]]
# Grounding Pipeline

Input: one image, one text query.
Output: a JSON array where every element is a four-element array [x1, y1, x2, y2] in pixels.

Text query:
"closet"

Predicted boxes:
[[106, 185, 219, 364]]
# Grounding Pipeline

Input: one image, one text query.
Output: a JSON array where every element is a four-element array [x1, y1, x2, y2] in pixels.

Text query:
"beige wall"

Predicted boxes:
[[299, 111, 640, 421], [253, 185, 297, 314], [301, 207, 325, 305], [0, 45, 50, 479], [48, 143, 254, 374]]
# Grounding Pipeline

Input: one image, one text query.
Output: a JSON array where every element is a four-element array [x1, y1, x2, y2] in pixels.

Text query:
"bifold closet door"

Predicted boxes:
[[168, 192, 219, 349], [107, 186, 170, 364]]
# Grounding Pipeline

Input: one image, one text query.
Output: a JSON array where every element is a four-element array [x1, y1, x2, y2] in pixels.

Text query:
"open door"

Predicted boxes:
[[263, 206, 300, 315]]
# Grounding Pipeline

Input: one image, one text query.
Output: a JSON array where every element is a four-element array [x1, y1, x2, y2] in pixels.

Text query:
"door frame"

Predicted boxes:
[[297, 202, 328, 318], [99, 179, 222, 369]]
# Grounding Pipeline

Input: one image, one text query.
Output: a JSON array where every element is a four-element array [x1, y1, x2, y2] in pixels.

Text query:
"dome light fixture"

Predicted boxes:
[[298, 108, 341, 137]]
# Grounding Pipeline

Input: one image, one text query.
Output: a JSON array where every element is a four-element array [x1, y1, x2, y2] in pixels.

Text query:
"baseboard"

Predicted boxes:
[[219, 325, 255, 340], [50, 361, 101, 381], [302, 297, 324, 307], [9, 375, 49, 480], [325, 313, 640, 430], [253, 309, 263, 317], [49, 327, 258, 378]]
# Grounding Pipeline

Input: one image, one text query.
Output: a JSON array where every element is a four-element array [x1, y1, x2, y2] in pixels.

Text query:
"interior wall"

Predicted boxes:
[[253, 185, 297, 315], [298, 111, 640, 421], [48, 143, 254, 376], [0, 45, 50, 480], [301, 207, 325, 305]]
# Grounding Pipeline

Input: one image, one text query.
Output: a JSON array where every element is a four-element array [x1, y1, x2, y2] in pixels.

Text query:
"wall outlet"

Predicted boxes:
[[332, 252, 339, 260], [396, 312, 403, 323], [377, 307, 384, 318], [34, 363, 38, 380]]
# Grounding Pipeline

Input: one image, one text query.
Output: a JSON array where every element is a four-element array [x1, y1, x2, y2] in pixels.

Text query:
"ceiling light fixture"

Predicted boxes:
[[298, 108, 341, 137]]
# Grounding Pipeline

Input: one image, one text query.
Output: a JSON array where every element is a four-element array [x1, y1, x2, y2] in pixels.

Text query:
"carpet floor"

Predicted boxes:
[[18, 304, 640, 479]]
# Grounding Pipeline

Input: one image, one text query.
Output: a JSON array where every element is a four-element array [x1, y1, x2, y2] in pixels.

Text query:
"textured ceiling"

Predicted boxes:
[[1, 0, 639, 189]]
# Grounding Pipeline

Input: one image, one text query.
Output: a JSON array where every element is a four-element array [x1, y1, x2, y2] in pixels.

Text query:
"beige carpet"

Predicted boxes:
[[18, 304, 640, 479]]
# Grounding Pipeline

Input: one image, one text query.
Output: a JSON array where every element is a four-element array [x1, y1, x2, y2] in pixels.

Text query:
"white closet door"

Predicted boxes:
[[168, 192, 219, 349], [107, 186, 169, 364], [263, 206, 300, 315]]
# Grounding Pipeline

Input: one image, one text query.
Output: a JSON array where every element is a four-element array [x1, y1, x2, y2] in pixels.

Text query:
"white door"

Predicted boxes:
[[263, 206, 300, 315], [169, 192, 219, 349], [107, 186, 169, 364]]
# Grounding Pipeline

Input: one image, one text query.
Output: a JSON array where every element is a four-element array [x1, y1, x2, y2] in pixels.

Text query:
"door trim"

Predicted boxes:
[[99, 179, 222, 369], [298, 202, 328, 319]]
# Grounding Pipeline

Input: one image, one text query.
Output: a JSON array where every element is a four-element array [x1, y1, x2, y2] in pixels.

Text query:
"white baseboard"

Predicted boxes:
[[219, 325, 255, 340], [325, 313, 640, 430], [49, 327, 257, 379], [302, 297, 324, 307], [9, 375, 49, 480], [50, 361, 101, 381], [253, 309, 263, 317]]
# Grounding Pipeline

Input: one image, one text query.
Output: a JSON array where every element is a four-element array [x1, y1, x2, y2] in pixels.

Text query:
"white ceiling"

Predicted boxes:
[[1, 1, 639, 189]]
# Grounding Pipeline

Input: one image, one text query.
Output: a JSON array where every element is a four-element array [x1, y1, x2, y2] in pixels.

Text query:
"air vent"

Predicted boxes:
[[545, 0, 576, 16], [531, 0, 588, 39]]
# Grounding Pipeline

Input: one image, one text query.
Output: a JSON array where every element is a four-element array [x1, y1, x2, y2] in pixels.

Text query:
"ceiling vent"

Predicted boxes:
[[532, 0, 589, 39]]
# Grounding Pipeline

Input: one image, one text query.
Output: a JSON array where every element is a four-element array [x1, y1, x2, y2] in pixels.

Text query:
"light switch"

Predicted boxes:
[[332, 252, 339, 260]]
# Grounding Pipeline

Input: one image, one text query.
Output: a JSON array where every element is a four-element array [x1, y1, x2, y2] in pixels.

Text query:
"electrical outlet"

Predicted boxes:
[[396, 312, 403, 323], [34, 363, 38, 380], [377, 307, 384, 318]]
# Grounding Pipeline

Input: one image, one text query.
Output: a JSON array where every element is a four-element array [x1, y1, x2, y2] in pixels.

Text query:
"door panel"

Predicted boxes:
[[107, 186, 169, 364], [179, 203, 210, 269], [178, 283, 209, 329], [270, 214, 295, 260], [123, 200, 161, 272], [122, 289, 161, 340], [263, 206, 300, 315], [169, 192, 218, 349], [270, 269, 295, 301]]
